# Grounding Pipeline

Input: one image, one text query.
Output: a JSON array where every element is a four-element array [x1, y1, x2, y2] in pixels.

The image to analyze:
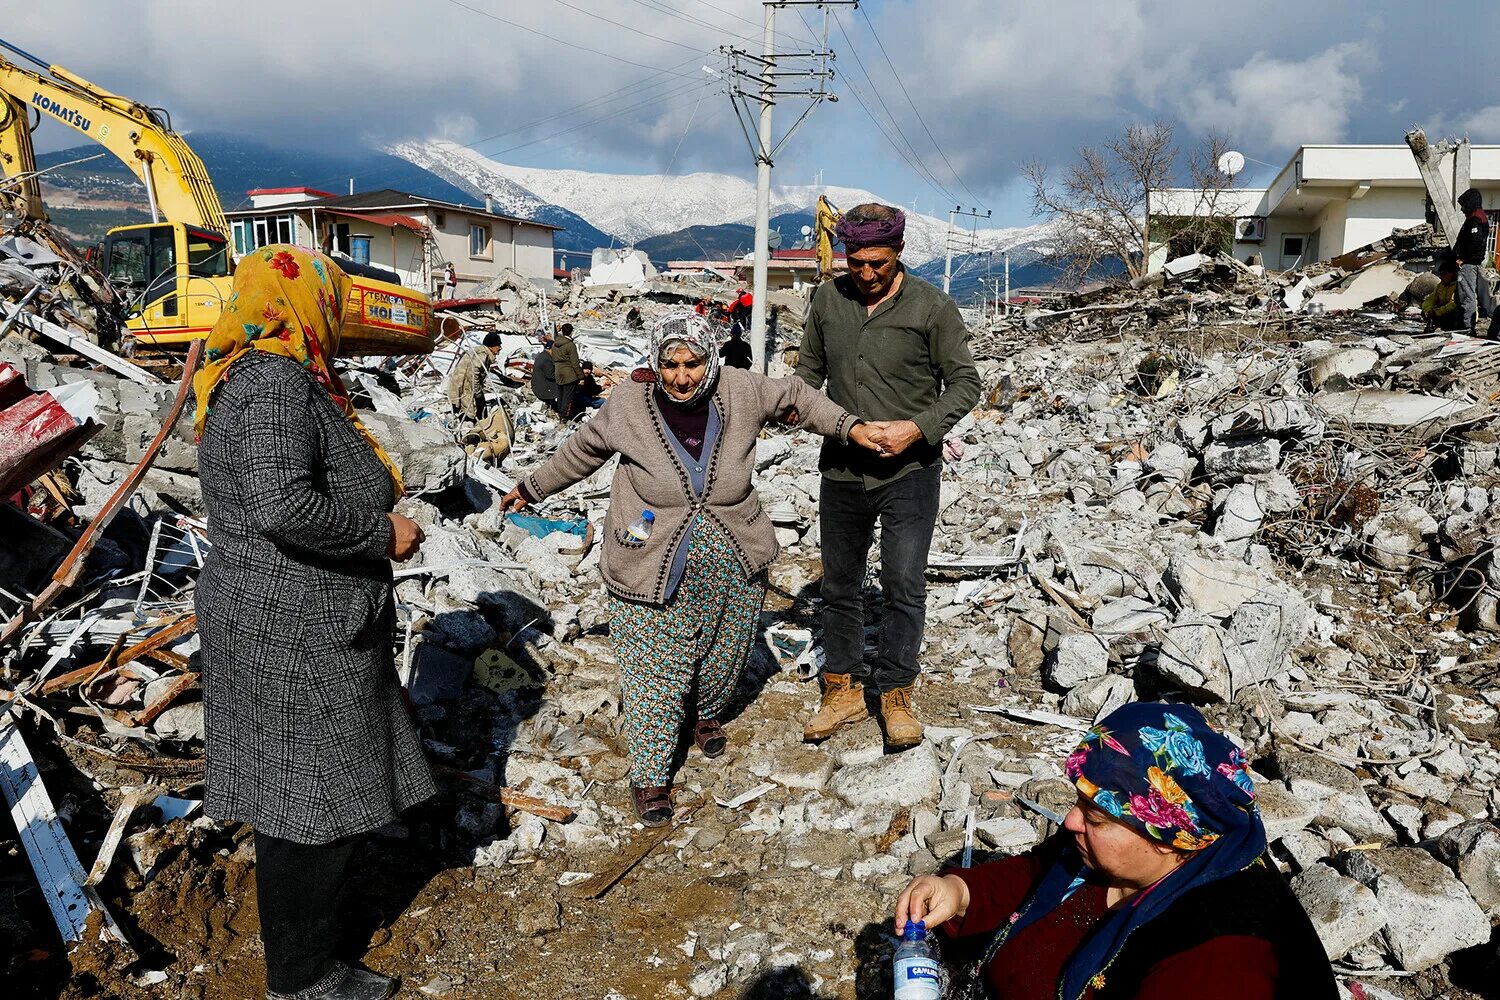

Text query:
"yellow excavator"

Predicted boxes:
[[0, 38, 433, 354]]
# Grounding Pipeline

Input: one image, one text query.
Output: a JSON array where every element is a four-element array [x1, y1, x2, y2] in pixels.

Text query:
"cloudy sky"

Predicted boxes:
[[12, 0, 1498, 225]]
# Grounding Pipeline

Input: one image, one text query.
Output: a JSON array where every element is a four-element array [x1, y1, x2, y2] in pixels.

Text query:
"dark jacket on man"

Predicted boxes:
[[532, 349, 560, 404], [795, 267, 981, 487], [1455, 208, 1490, 266], [196, 352, 435, 844], [721, 334, 753, 370]]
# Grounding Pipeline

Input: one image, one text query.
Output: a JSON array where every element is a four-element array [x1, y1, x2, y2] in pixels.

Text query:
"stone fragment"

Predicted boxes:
[[1308, 347, 1379, 390], [1275, 748, 1393, 843], [1212, 482, 1265, 545], [1342, 847, 1490, 971], [1045, 633, 1109, 691], [1203, 437, 1281, 480], [974, 817, 1041, 852], [1162, 552, 1274, 618], [1148, 614, 1237, 702], [1061, 674, 1135, 722], [828, 743, 942, 809], [1431, 820, 1500, 918], [1290, 862, 1388, 961], [768, 744, 835, 791]]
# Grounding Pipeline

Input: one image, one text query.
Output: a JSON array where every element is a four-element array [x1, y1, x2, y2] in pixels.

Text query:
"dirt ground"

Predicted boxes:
[[4, 554, 1499, 1000]]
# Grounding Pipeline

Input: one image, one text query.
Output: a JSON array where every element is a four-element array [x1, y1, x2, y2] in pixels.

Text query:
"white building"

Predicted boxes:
[[1154, 144, 1500, 272], [225, 187, 561, 296]]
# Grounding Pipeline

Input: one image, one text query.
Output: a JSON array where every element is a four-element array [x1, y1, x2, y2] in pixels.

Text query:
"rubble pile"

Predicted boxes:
[[2, 235, 1499, 999]]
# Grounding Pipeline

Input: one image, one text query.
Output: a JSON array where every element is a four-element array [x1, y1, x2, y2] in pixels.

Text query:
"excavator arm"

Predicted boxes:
[[0, 38, 227, 237], [0, 91, 45, 222]]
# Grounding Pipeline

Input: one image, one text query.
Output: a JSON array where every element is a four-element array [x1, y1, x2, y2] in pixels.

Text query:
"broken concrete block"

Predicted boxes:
[[1317, 390, 1476, 429], [828, 743, 941, 809], [363, 411, 466, 493], [767, 744, 835, 791], [1162, 552, 1274, 618], [1226, 590, 1314, 691], [1212, 482, 1265, 545], [1341, 847, 1490, 971], [1061, 674, 1135, 722], [1203, 438, 1281, 480], [1255, 772, 1319, 842], [1431, 820, 1500, 918], [1291, 862, 1388, 961], [1308, 347, 1379, 390], [1363, 505, 1438, 572], [1276, 748, 1393, 843], [1148, 614, 1236, 702], [974, 817, 1041, 852], [1045, 633, 1108, 691], [1089, 597, 1169, 645]]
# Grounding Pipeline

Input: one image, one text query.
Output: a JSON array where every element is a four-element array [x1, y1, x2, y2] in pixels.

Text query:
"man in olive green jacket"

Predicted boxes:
[[553, 322, 583, 418], [796, 202, 981, 748]]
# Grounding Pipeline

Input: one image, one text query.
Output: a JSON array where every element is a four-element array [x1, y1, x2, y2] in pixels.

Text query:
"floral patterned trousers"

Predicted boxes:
[[608, 518, 766, 787]]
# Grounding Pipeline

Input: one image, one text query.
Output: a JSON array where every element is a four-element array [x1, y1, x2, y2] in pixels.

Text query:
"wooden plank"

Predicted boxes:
[[33, 614, 197, 697], [130, 673, 198, 727], [433, 765, 576, 822], [0, 718, 130, 950], [567, 796, 706, 900], [84, 786, 154, 886]]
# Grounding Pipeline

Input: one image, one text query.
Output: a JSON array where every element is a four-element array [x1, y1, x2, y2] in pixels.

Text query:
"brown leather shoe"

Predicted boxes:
[[880, 685, 924, 748], [631, 784, 673, 827], [802, 672, 870, 742]]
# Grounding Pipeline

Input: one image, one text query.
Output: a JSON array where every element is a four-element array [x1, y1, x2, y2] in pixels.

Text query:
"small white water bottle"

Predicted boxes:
[[626, 509, 655, 543], [893, 919, 940, 1000]]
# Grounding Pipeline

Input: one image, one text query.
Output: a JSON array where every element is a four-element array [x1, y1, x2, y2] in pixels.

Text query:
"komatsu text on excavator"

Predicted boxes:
[[0, 37, 434, 354]]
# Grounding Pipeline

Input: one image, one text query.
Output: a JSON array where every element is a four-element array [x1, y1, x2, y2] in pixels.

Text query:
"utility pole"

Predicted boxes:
[[1003, 250, 1010, 316], [726, 1, 857, 372], [942, 205, 991, 296]]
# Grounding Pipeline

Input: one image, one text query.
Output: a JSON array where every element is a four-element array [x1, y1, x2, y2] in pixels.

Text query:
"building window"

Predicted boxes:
[[235, 214, 295, 254], [469, 223, 491, 259], [434, 212, 446, 228]]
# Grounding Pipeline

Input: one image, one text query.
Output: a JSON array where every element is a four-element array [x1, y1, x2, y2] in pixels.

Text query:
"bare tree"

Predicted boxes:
[[1025, 122, 1240, 285], [1024, 121, 1176, 284]]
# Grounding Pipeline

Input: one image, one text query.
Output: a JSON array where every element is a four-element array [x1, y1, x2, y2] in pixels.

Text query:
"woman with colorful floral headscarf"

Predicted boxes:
[[501, 310, 887, 826], [195, 245, 432, 1000], [894, 702, 1337, 1000]]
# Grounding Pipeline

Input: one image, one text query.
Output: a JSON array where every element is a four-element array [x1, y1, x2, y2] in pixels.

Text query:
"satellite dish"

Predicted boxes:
[[800, 225, 813, 237], [1218, 150, 1246, 177]]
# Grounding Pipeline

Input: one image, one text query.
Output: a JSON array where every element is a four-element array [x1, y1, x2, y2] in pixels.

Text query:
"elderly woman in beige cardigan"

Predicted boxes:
[[503, 311, 883, 825]]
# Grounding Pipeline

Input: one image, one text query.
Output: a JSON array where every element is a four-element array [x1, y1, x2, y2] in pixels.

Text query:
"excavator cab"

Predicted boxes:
[[102, 222, 233, 346]]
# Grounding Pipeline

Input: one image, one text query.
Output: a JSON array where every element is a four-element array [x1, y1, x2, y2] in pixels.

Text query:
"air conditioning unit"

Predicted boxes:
[[1235, 217, 1267, 242]]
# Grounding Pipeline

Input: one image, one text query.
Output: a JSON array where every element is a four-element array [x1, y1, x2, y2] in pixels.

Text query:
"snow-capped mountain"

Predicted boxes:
[[390, 139, 1052, 267]]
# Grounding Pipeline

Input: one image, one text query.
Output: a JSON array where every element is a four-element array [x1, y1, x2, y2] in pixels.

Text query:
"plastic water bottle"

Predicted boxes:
[[893, 920, 940, 1000], [625, 510, 655, 543]]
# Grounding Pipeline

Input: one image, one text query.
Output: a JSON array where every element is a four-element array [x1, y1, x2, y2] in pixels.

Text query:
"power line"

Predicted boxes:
[[857, 5, 987, 208], [440, 0, 702, 76], [824, 10, 960, 205], [622, 0, 818, 49], [542, 0, 706, 53]]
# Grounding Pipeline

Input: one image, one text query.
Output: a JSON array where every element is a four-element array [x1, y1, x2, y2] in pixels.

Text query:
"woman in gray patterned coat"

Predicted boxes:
[[194, 246, 433, 1000], [501, 310, 885, 826]]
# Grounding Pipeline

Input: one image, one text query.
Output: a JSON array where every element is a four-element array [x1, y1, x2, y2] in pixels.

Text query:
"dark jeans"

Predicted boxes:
[[256, 831, 358, 996], [556, 381, 578, 419], [818, 464, 941, 692]]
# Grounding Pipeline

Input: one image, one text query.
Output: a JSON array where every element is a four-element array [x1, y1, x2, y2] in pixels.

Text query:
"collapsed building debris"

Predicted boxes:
[[1, 209, 1499, 1000]]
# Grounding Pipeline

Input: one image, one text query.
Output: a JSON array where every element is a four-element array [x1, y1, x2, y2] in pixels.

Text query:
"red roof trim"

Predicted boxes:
[[246, 186, 337, 198]]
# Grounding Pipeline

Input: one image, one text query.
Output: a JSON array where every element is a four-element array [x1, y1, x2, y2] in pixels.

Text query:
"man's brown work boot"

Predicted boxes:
[[802, 672, 869, 742], [880, 685, 924, 748]]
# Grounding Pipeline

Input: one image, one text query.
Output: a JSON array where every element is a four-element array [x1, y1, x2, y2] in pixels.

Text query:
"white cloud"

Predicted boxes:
[[1464, 104, 1500, 139], [1177, 42, 1372, 148]]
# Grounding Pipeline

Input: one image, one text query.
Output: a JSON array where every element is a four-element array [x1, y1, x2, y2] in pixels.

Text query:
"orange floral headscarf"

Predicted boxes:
[[192, 245, 404, 494]]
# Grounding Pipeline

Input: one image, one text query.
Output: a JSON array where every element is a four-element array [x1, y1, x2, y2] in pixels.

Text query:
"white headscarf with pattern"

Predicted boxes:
[[648, 309, 722, 408]]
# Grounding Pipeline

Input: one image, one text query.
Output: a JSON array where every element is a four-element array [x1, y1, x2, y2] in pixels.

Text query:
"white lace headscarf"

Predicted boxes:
[[649, 309, 722, 408]]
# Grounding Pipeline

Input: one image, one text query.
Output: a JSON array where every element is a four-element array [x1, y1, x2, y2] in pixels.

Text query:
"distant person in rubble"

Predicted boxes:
[[573, 359, 606, 412], [1423, 253, 1464, 332], [796, 202, 980, 749], [498, 310, 885, 826], [443, 261, 458, 299], [1454, 188, 1491, 332], [531, 333, 561, 413], [894, 703, 1338, 1000], [194, 246, 432, 1000], [720, 324, 753, 370], [624, 305, 644, 330], [729, 287, 753, 336], [552, 322, 583, 418], [446, 332, 503, 421]]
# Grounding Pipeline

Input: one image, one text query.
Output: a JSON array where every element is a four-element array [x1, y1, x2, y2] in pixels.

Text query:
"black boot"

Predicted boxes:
[[267, 962, 396, 1000]]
